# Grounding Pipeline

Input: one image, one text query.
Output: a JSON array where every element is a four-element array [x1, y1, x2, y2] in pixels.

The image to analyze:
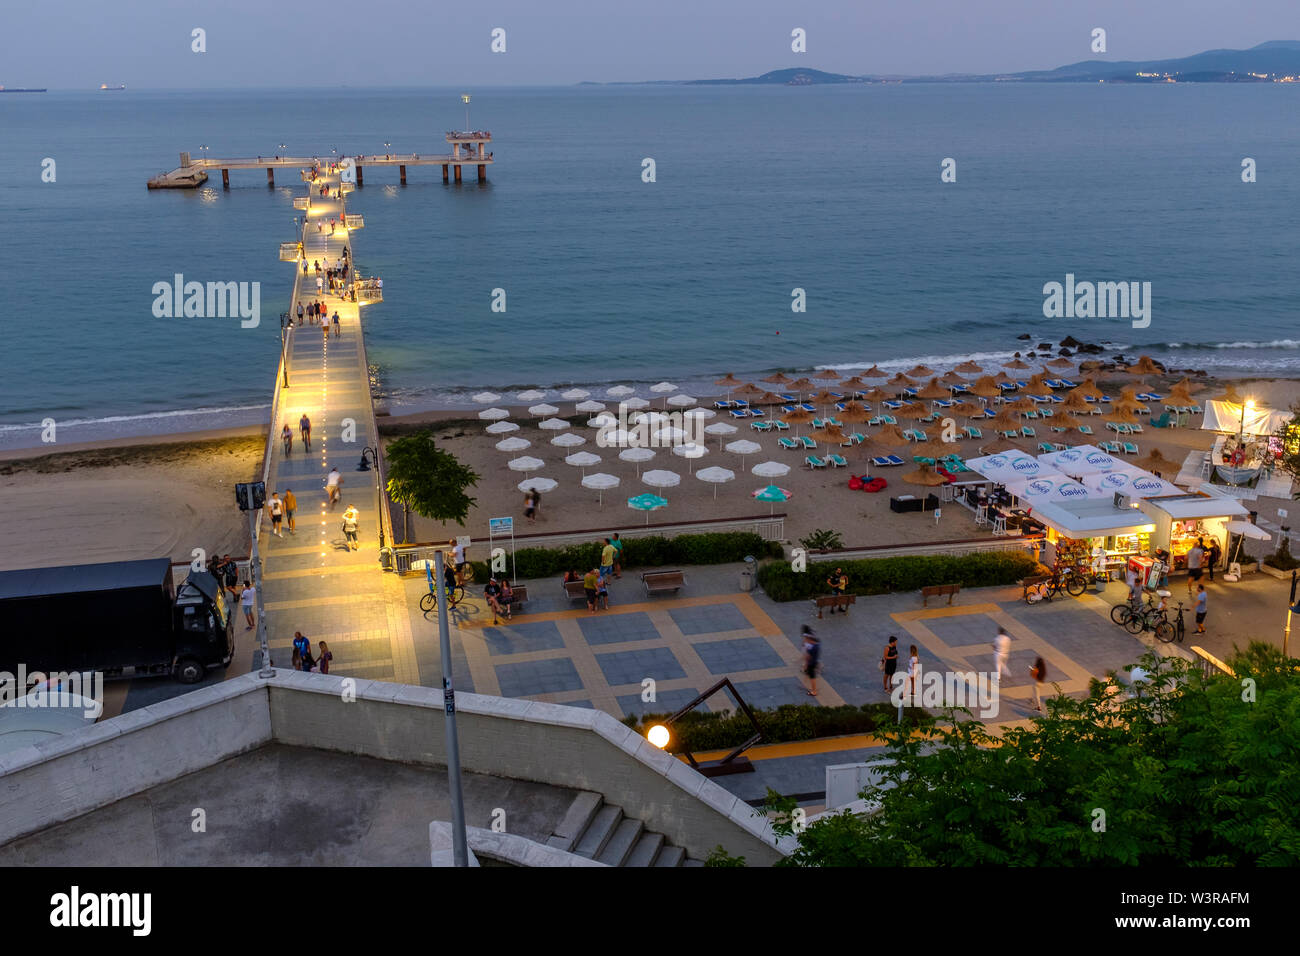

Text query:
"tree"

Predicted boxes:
[[1277, 402, 1300, 498], [768, 645, 1300, 866], [384, 431, 480, 532]]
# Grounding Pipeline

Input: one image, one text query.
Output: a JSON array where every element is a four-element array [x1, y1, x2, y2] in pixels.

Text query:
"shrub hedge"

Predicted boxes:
[[756, 550, 1042, 602], [622, 702, 933, 752], [465, 531, 784, 582]]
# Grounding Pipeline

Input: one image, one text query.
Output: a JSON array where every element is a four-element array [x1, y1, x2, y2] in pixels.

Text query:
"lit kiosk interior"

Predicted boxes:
[[1136, 486, 1249, 572], [1025, 496, 1156, 579]]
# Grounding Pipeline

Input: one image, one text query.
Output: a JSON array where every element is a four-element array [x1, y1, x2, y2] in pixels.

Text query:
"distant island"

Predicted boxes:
[[580, 41, 1300, 85]]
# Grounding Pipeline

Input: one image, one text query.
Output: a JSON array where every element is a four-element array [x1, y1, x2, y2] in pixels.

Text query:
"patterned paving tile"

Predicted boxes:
[[923, 614, 1002, 648], [616, 688, 704, 719], [669, 604, 752, 636], [594, 647, 686, 687], [481, 620, 566, 657], [732, 677, 819, 709], [495, 658, 584, 697], [692, 637, 784, 675], [577, 612, 662, 646]]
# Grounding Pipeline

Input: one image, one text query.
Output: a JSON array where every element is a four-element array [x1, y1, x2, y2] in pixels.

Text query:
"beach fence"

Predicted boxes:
[[790, 534, 1043, 563], [388, 513, 787, 575]]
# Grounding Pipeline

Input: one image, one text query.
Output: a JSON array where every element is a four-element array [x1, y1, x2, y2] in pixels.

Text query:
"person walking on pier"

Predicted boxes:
[[332, 311, 340, 338], [296, 302, 304, 325], [299, 413, 311, 452], [342, 505, 360, 551], [284, 488, 297, 534], [282, 422, 293, 457], [316, 275, 323, 296], [326, 467, 342, 509]]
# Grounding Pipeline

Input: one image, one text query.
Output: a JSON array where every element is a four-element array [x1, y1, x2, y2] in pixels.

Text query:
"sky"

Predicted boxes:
[[2, 0, 1297, 88]]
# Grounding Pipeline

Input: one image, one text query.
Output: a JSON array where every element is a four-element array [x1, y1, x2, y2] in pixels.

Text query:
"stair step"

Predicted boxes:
[[547, 791, 603, 853], [573, 805, 621, 859], [681, 857, 705, 867], [625, 832, 665, 867], [653, 845, 685, 867], [596, 818, 644, 866]]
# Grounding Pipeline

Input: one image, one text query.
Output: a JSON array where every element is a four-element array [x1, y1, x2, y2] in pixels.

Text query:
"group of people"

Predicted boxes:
[[567, 568, 612, 613], [282, 413, 311, 455], [265, 489, 297, 537], [291, 631, 333, 673], [296, 299, 339, 336]]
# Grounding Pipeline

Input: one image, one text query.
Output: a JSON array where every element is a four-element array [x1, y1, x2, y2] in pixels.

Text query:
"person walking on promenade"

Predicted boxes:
[[1186, 539, 1205, 595], [1029, 656, 1047, 712], [904, 644, 920, 703], [1195, 584, 1208, 633], [293, 630, 310, 663], [342, 505, 360, 551], [284, 488, 297, 534], [1207, 540, 1222, 582], [300, 414, 311, 453], [240, 581, 256, 630], [332, 311, 340, 338], [524, 490, 538, 524], [326, 467, 342, 509], [282, 422, 293, 456], [802, 625, 821, 697], [317, 640, 332, 674], [296, 302, 304, 325], [881, 635, 898, 692], [269, 492, 285, 537], [993, 628, 1011, 683], [611, 532, 624, 578], [316, 275, 324, 296]]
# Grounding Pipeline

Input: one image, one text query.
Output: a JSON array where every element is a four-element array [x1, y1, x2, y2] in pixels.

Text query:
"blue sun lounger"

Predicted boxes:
[[871, 455, 905, 467]]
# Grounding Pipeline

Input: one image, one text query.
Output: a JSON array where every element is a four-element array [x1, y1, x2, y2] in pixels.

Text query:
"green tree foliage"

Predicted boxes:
[[769, 644, 1300, 866], [1276, 402, 1300, 496], [384, 431, 480, 527]]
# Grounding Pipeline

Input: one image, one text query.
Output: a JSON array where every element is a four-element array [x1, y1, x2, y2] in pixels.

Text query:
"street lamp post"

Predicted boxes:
[[235, 483, 274, 678], [433, 550, 469, 866], [461, 93, 471, 132], [279, 312, 290, 388]]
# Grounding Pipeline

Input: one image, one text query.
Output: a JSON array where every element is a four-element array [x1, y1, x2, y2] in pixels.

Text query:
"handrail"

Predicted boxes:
[[1189, 645, 1235, 679]]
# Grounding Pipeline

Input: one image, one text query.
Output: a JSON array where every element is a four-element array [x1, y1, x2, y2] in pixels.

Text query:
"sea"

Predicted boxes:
[[2, 83, 1299, 449]]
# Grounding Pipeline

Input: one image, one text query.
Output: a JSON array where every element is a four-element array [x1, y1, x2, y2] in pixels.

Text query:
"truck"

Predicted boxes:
[[0, 558, 235, 684]]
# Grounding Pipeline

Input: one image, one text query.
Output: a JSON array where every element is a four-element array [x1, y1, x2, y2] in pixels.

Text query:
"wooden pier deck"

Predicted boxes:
[[236, 164, 419, 683], [148, 132, 494, 189]]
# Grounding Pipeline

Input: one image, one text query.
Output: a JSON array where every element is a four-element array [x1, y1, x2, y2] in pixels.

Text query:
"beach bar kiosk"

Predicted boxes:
[[1136, 487, 1248, 572], [1020, 497, 1157, 579]]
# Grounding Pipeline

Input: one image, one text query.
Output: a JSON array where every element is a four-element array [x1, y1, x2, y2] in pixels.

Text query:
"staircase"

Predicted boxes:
[[547, 791, 704, 867]]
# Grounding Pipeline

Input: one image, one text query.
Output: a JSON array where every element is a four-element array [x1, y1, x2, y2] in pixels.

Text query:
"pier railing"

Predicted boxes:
[[1189, 645, 1235, 679]]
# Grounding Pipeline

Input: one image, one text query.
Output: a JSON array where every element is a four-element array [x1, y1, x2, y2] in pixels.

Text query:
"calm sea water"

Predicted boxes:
[[2, 84, 1298, 447]]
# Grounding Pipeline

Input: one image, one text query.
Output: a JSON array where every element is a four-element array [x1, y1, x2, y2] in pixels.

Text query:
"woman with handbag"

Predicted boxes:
[[342, 505, 359, 551]]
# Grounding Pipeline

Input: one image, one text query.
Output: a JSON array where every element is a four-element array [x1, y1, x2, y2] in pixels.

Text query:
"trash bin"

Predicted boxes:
[[740, 555, 757, 592], [379, 547, 393, 571]]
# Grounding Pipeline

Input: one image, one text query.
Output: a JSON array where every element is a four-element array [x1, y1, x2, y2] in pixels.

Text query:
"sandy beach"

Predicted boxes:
[[1, 370, 1294, 573]]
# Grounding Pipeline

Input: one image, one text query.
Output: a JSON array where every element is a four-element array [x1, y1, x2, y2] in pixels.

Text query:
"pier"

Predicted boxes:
[[147, 132, 493, 189]]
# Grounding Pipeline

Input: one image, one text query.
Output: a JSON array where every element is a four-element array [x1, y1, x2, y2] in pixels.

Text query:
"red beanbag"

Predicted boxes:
[[848, 476, 863, 490]]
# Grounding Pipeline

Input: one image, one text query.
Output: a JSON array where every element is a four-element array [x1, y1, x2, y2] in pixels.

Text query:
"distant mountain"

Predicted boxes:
[[586, 41, 1300, 85]]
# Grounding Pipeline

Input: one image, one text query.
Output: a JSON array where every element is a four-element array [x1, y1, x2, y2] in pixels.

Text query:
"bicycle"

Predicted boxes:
[[1155, 602, 1187, 644], [1124, 601, 1166, 635], [420, 579, 466, 613], [1027, 565, 1090, 605], [1111, 591, 1158, 628]]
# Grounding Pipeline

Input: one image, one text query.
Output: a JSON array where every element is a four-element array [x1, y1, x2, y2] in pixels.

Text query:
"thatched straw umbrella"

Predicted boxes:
[[906, 364, 937, 379], [993, 370, 1017, 386], [989, 409, 1022, 432], [887, 372, 918, 390], [1008, 396, 1038, 416], [910, 439, 952, 460], [1172, 376, 1205, 395], [838, 401, 873, 424], [1134, 447, 1175, 474], [1073, 378, 1106, 400], [783, 407, 815, 435], [1105, 409, 1140, 428], [761, 371, 794, 386], [916, 378, 951, 401], [862, 386, 892, 403], [1046, 357, 1075, 370], [839, 375, 869, 392], [897, 402, 931, 421], [1061, 391, 1091, 412], [1004, 357, 1032, 371], [812, 368, 842, 383], [733, 381, 765, 399], [877, 424, 911, 446], [903, 463, 949, 487], [1051, 412, 1084, 431], [940, 370, 967, 386], [979, 436, 1030, 455], [969, 377, 1001, 401], [1216, 383, 1244, 405], [787, 377, 816, 399], [860, 364, 887, 379], [955, 360, 984, 375], [951, 401, 982, 419], [1125, 355, 1162, 375]]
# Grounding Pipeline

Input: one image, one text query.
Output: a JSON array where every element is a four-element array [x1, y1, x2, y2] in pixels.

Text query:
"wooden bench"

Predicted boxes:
[[642, 570, 686, 595], [563, 580, 589, 602], [1020, 574, 1052, 602], [813, 593, 856, 618], [506, 584, 528, 612], [921, 583, 961, 608]]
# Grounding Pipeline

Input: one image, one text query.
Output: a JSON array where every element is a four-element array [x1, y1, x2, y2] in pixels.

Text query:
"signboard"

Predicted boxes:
[[234, 481, 266, 512], [339, 157, 356, 184], [487, 518, 516, 583], [489, 517, 513, 535]]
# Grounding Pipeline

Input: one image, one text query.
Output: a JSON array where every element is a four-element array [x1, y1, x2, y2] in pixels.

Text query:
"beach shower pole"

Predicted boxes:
[[434, 550, 469, 866]]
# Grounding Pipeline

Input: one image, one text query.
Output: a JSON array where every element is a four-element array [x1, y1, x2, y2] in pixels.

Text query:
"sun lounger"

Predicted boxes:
[[805, 455, 827, 469], [733, 399, 749, 408], [1058, 379, 1078, 388], [1038, 442, 1055, 454], [1128, 422, 1143, 433], [799, 435, 816, 449], [781, 405, 798, 414], [1077, 424, 1093, 435], [1044, 379, 1064, 389], [882, 415, 898, 425], [962, 426, 983, 440], [871, 455, 905, 467], [749, 407, 766, 417], [944, 457, 969, 472], [933, 399, 955, 409], [779, 394, 796, 403], [729, 408, 750, 419], [799, 403, 816, 413], [1020, 426, 1036, 438], [772, 420, 790, 430], [778, 437, 800, 451], [1038, 406, 1054, 417], [750, 420, 773, 431], [1122, 442, 1139, 455], [1098, 440, 1121, 454], [1000, 429, 1019, 440], [714, 400, 734, 409], [827, 454, 849, 467], [902, 387, 918, 397]]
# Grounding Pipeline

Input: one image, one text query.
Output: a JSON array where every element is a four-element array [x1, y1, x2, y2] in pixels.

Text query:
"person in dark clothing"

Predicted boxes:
[[1207, 540, 1222, 581], [801, 625, 821, 697], [881, 635, 899, 692]]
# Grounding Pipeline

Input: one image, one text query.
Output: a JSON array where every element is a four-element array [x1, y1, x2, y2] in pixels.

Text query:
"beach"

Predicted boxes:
[[5, 368, 1290, 574]]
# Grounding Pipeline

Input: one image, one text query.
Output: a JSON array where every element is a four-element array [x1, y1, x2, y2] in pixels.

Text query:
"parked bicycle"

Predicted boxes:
[[1111, 591, 1158, 628], [1155, 601, 1187, 644]]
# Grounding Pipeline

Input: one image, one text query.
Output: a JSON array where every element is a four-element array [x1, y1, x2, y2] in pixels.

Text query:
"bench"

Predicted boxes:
[[563, 580, 589, 603], [920, 583, 961, 608], [506, 584, 528, 611], [643, 570, 686, 595], [813, 593, 856, 618]]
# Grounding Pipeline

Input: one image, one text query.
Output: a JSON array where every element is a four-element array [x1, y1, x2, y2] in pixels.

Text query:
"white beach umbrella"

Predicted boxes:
[[495, 436, 531, 452], [607, 385, 636, 398], [551, 432, 586, 448], [581, 472, 620, 507], [507, 456, 545, 475], [588, 413, 618, 428], [472, 391, 502, 404], [685, 407, 717, 421], [696, 465, 736, 499], [539, 417, 570, 431], [622, 396, 650, 410], [562, 388, 591, 400], [725, 439, 762, 470], [632, 411, 669, 426], [565, 451, 602, 477], [672, 442, 709, 473], [486, 421, 520, 435], [650, 381, 677, 394], [751, 460, 791, 479], [478, 407, 510, 421], [596, 428, 633, 448], [517, 477, 558, 494], [655, 426, 690, 445], [642, 469, 681, 493], [517, 389, 547, 402], [575, 400, 606, 413], [619, 446, 656, 477], [704, 421, 738, 448], [529, 403, 560, 417], [667, 393, 696, 408]]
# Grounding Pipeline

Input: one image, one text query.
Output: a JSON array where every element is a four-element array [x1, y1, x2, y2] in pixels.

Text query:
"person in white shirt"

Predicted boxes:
[[993, 630, 1011, 682], [268, 492, 284, 537], [326, 468, 342, 510], [240, 582, 256, 630]]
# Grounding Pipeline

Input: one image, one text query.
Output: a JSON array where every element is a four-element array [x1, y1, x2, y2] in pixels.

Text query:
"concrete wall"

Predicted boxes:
[[0, 678, 271, 845], [265, 672, 787, 864]]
